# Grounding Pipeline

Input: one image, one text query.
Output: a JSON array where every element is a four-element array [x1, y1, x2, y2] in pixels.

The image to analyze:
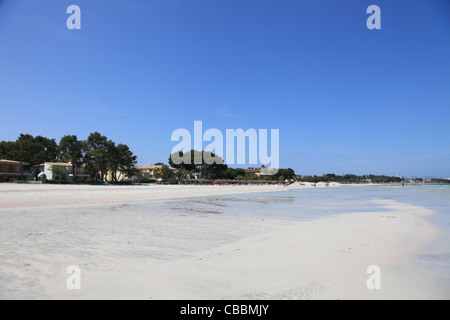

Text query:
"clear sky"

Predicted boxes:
[[0, 0, 449, 177]]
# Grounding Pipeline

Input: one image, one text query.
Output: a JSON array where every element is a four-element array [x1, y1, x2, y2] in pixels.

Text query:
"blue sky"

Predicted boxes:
[[0, 0, 449, 177]]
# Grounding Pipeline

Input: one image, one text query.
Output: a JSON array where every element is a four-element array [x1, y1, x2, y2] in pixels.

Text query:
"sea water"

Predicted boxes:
[[149, 184, 450, 294], [147, 184, 450, 252], [154, 185, 450, 225]]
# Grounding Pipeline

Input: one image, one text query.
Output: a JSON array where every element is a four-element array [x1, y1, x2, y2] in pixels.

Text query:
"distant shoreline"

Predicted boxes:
[[2, 182, 449, 210], [0, 183, 297, 209]]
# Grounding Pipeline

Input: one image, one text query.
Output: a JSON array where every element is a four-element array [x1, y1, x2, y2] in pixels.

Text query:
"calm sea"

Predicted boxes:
[[149, 184, 450, 291], [154, 184, 450, 225]]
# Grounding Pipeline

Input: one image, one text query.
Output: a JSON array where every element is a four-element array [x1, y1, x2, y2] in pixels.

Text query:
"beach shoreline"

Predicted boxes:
[[139, 200, 443, 300], [0, 184, 447, 300], [0, 183, 327, 209]]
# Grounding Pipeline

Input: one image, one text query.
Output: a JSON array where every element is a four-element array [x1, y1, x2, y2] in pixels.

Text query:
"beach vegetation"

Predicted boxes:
[[50, 165, 68, 181], [82, 132, 137, 182], [59, 135, 84, 180], [222, 168, 238, 180], [296, 174, 404, 184], [160, 165, 174, 182], [174, 169, 186, 182], [169, 150, 228, 180], [0, 134, 58, 179]]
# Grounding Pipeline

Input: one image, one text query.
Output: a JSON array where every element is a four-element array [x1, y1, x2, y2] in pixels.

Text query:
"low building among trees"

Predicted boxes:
[[0, 159, 30, 182], [134, 165, 179, 182], [244, 167, 261, 177], [37, 162, 90, 181]]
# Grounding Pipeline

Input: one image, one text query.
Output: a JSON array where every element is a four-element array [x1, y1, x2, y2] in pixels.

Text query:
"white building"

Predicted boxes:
[[38, 162, 89, 181], [135, 165, 163, 181]]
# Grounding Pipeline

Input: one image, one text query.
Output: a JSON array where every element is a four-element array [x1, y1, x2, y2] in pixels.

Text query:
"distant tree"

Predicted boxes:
[[108, 142, 137, 182], [431, 178, 450, 184], [222, 168, 237, 180], [245, 173, 258, 181], [323, 173, 337, 182], [50, 165, 67, 181], [32, 136, 58, 164], [168, 150, 198, 173], [0, 135, 58, 180], [31, 136, 58, 179], [59, 135, 84, 180], [0, 141, 16, 159], [106, 141, 120, 182], [292, 173, 404, 184], [174, 169, 185, 182], [276, 168, 295, 180], [154, 162, 165, 166], [10, 134, 35, 179], [122, 167, 140, 182], [153, 167, 162, 181], [116, 144, 137, 181], [200, 151, 228, 179], [82, 133, 138, 182], [168, 150, 227, 180], [160, 165, 174, 182], [84, 132, 109, 181]]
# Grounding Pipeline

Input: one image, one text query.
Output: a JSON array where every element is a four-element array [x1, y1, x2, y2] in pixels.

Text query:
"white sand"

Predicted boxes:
[[0, 183, 296, 209], [0, 184, 445, 300]]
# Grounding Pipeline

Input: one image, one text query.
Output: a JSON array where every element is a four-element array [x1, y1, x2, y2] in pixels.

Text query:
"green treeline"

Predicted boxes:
[[298, 173, 403, 183], [1, 139, 447, 184], [168, 150, 296, 182], [0, 133, 137, 182]]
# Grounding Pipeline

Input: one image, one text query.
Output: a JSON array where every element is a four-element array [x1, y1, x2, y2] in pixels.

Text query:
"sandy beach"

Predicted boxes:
[[0, 183, 299, 209], [0, 183, 446, 299]]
